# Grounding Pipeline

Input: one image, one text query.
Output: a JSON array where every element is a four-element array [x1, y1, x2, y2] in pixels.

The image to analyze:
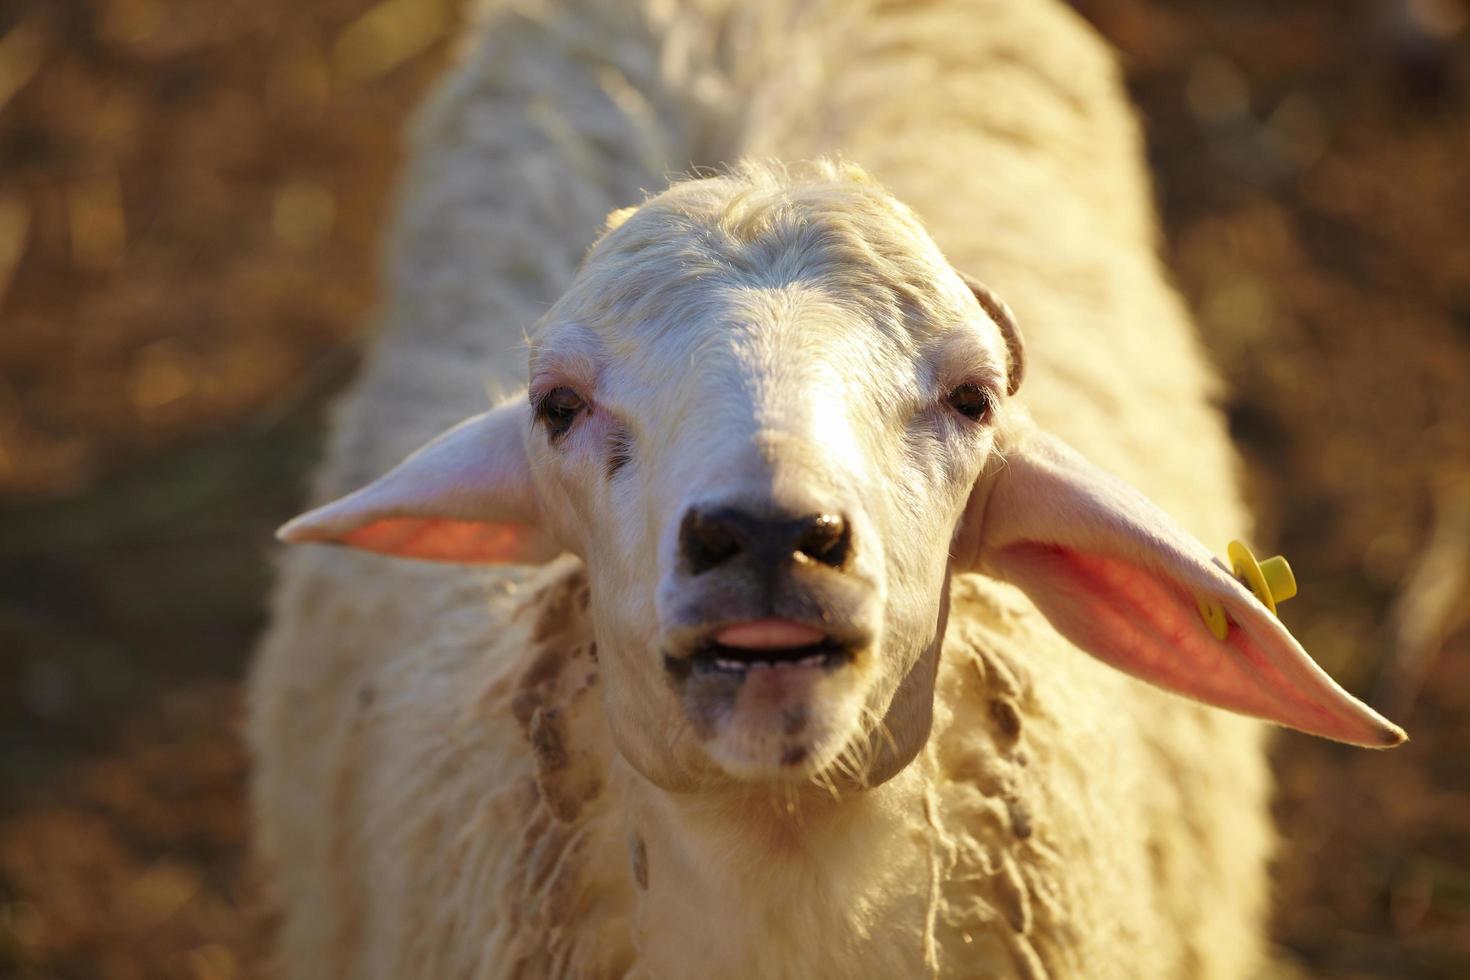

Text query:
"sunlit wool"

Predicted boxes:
[[248, 1, 1380, 977]]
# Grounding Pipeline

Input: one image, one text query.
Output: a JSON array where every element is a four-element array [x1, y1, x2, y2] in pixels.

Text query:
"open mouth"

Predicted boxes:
[[683, 619, 856, 676]]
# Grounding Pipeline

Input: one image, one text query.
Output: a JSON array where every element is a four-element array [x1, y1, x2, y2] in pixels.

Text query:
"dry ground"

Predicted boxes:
[[1, 1, 1466, 977]]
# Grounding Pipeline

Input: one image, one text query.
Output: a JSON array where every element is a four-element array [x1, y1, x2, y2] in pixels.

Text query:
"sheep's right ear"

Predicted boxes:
[[277, 400, 558, 564]]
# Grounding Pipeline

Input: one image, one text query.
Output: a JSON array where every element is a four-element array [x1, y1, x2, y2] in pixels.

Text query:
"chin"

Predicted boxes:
[[682, 657, 871, 782]]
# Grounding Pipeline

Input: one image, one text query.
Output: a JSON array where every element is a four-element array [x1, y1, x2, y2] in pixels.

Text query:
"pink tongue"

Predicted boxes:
[[716, 619, 826, 650]]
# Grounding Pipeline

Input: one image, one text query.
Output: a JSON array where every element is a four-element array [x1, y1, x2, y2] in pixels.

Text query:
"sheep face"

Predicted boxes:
[[524, 169, 1012, 787], [278, 165, 1402, 796]]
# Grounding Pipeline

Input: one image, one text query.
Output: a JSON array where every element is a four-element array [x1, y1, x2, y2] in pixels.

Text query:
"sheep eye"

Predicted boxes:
[[946, 383, 992, 422], [536, 386, 586, 441]]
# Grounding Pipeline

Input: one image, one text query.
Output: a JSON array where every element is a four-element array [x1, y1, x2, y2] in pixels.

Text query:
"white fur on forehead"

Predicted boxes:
[[566, 160, 980, 345]]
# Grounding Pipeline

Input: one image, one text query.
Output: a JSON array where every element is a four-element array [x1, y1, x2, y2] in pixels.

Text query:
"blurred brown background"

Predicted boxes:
[[0, 0, 1466, 977]]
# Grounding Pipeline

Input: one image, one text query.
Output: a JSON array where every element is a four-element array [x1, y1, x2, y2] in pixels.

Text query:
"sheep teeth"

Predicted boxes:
[[708, 651, 835, 673]]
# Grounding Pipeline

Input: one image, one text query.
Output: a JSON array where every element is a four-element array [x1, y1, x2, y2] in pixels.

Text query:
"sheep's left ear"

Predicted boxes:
[[954, 425, 1405, 748], [277, 399, 558, 564]]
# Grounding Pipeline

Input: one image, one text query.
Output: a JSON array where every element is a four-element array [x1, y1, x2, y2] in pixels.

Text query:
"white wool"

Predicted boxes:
[[250, 1, 1277, 977]]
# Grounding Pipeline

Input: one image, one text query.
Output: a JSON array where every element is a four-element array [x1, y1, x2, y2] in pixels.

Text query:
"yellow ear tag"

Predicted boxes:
[[1196, 540, 1298, 640]]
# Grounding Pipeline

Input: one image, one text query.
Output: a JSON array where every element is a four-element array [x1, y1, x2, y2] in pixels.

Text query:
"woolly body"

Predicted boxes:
[[250, 1, 1278, 977]]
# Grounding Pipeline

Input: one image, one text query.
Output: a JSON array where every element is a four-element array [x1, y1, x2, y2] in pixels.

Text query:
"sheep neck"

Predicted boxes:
[[623, 760, 940, 977]]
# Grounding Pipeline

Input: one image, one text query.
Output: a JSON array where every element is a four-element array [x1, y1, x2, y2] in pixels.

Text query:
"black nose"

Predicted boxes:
[[679, 506, 850, 575]]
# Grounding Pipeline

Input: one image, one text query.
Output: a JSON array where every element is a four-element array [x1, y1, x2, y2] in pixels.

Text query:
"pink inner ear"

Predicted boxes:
[[337, 518, 538, 564], [995, 544, 1345, 736]]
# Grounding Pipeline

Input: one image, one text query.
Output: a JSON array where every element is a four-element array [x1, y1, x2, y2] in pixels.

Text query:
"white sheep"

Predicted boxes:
[[249, 1, 1404, 977]]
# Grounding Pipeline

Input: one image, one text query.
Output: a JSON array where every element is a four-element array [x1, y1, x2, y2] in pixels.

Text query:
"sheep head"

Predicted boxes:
[[280, 162, 1403, 793]]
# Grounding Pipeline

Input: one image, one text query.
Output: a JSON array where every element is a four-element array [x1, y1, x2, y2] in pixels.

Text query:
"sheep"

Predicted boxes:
[[248, 1, 1405, 977]]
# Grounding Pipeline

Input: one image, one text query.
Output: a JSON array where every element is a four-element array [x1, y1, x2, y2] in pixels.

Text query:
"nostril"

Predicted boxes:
[[794, 513, 849, 568], [680, 508, 745, 575], [680, 507, 850, 574]]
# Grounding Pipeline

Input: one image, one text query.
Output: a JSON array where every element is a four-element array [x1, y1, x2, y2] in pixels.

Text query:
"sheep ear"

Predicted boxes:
[[276, 400, 558, 564], [955, 427, 1405, 748]]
